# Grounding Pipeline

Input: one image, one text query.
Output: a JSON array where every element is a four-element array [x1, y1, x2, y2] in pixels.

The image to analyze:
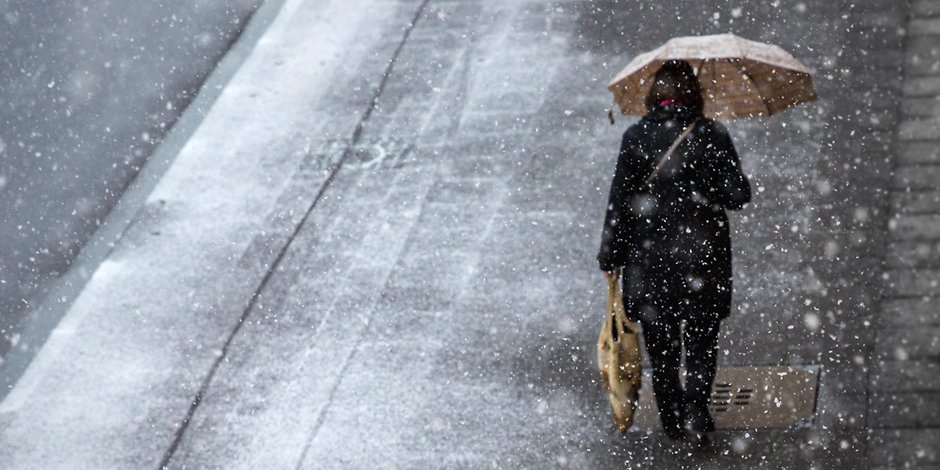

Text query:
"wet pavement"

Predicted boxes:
[[0, 0, 930, 468], [0, 0, 262, 356]]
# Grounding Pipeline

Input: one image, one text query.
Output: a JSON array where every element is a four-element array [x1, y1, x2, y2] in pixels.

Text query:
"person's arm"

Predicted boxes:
[[702, 122, 751, 210], [598, 133, 634, 272]]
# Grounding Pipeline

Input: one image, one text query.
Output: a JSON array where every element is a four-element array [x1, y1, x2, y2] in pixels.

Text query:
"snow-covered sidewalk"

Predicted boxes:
[[0, 0, 921, 467], [0, 0, 418, 466]]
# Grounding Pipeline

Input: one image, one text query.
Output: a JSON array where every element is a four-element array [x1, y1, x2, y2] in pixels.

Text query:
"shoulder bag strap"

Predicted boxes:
[[644, 118, 701, 184]]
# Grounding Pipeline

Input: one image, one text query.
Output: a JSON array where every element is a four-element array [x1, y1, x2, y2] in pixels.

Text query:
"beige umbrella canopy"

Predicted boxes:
[[608, 33, 818, 119]]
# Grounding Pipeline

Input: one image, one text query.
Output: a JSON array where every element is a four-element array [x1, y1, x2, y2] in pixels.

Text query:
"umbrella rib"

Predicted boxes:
[[736, 63, 772, 116]]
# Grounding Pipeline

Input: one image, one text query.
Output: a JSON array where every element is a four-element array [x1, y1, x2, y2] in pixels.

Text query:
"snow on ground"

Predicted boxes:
[[0, 0, 397, 466], [0, 0, 913, 467]]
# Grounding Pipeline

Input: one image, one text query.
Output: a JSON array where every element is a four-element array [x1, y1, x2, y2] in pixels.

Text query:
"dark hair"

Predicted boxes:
[[645, 60, 704, 110]]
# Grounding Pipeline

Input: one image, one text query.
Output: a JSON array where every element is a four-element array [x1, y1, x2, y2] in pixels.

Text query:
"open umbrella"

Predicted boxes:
[[608, 33, 817, 120]]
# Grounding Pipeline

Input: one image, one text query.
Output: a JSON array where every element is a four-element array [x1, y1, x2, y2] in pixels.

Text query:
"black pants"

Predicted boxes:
[[636, 300, 721, 434]]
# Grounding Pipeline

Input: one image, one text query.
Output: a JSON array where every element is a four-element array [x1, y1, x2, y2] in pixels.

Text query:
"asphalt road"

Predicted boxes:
[[0, 0, 910, 467], [0, 0, 261, 356]]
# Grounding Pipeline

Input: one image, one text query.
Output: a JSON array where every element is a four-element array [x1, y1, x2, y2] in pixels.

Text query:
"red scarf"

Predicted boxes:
[[659, 98, 686, 107]]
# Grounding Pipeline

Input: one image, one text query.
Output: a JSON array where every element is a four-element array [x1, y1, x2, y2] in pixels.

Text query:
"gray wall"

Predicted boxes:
[[0, 0, 262, 355]]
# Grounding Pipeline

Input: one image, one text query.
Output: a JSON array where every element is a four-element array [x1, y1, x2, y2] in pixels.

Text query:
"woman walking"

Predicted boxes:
[[597, 60, 751, 442]]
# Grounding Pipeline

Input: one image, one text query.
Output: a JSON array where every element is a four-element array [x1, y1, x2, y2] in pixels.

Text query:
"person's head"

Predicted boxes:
[[645, 60, 704, 111]]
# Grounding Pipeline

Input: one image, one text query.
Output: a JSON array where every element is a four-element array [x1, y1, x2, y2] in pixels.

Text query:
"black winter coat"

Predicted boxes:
[[597, 103, 751, 320]]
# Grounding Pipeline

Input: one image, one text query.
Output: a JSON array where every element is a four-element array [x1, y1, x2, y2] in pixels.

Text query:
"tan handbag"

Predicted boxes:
[[597, 277, 643, 432]]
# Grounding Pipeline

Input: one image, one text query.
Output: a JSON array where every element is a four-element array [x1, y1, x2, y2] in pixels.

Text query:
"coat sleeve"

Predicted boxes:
[[702, 122, 751, 211], [597, 132, 635, 271]]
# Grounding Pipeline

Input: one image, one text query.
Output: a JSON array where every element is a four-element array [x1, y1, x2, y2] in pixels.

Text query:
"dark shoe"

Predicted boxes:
[[684, 403, 716, 434], [688, 430, 711, 450], [664, 424, 687, 441], [661, 403, 687, 441]]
